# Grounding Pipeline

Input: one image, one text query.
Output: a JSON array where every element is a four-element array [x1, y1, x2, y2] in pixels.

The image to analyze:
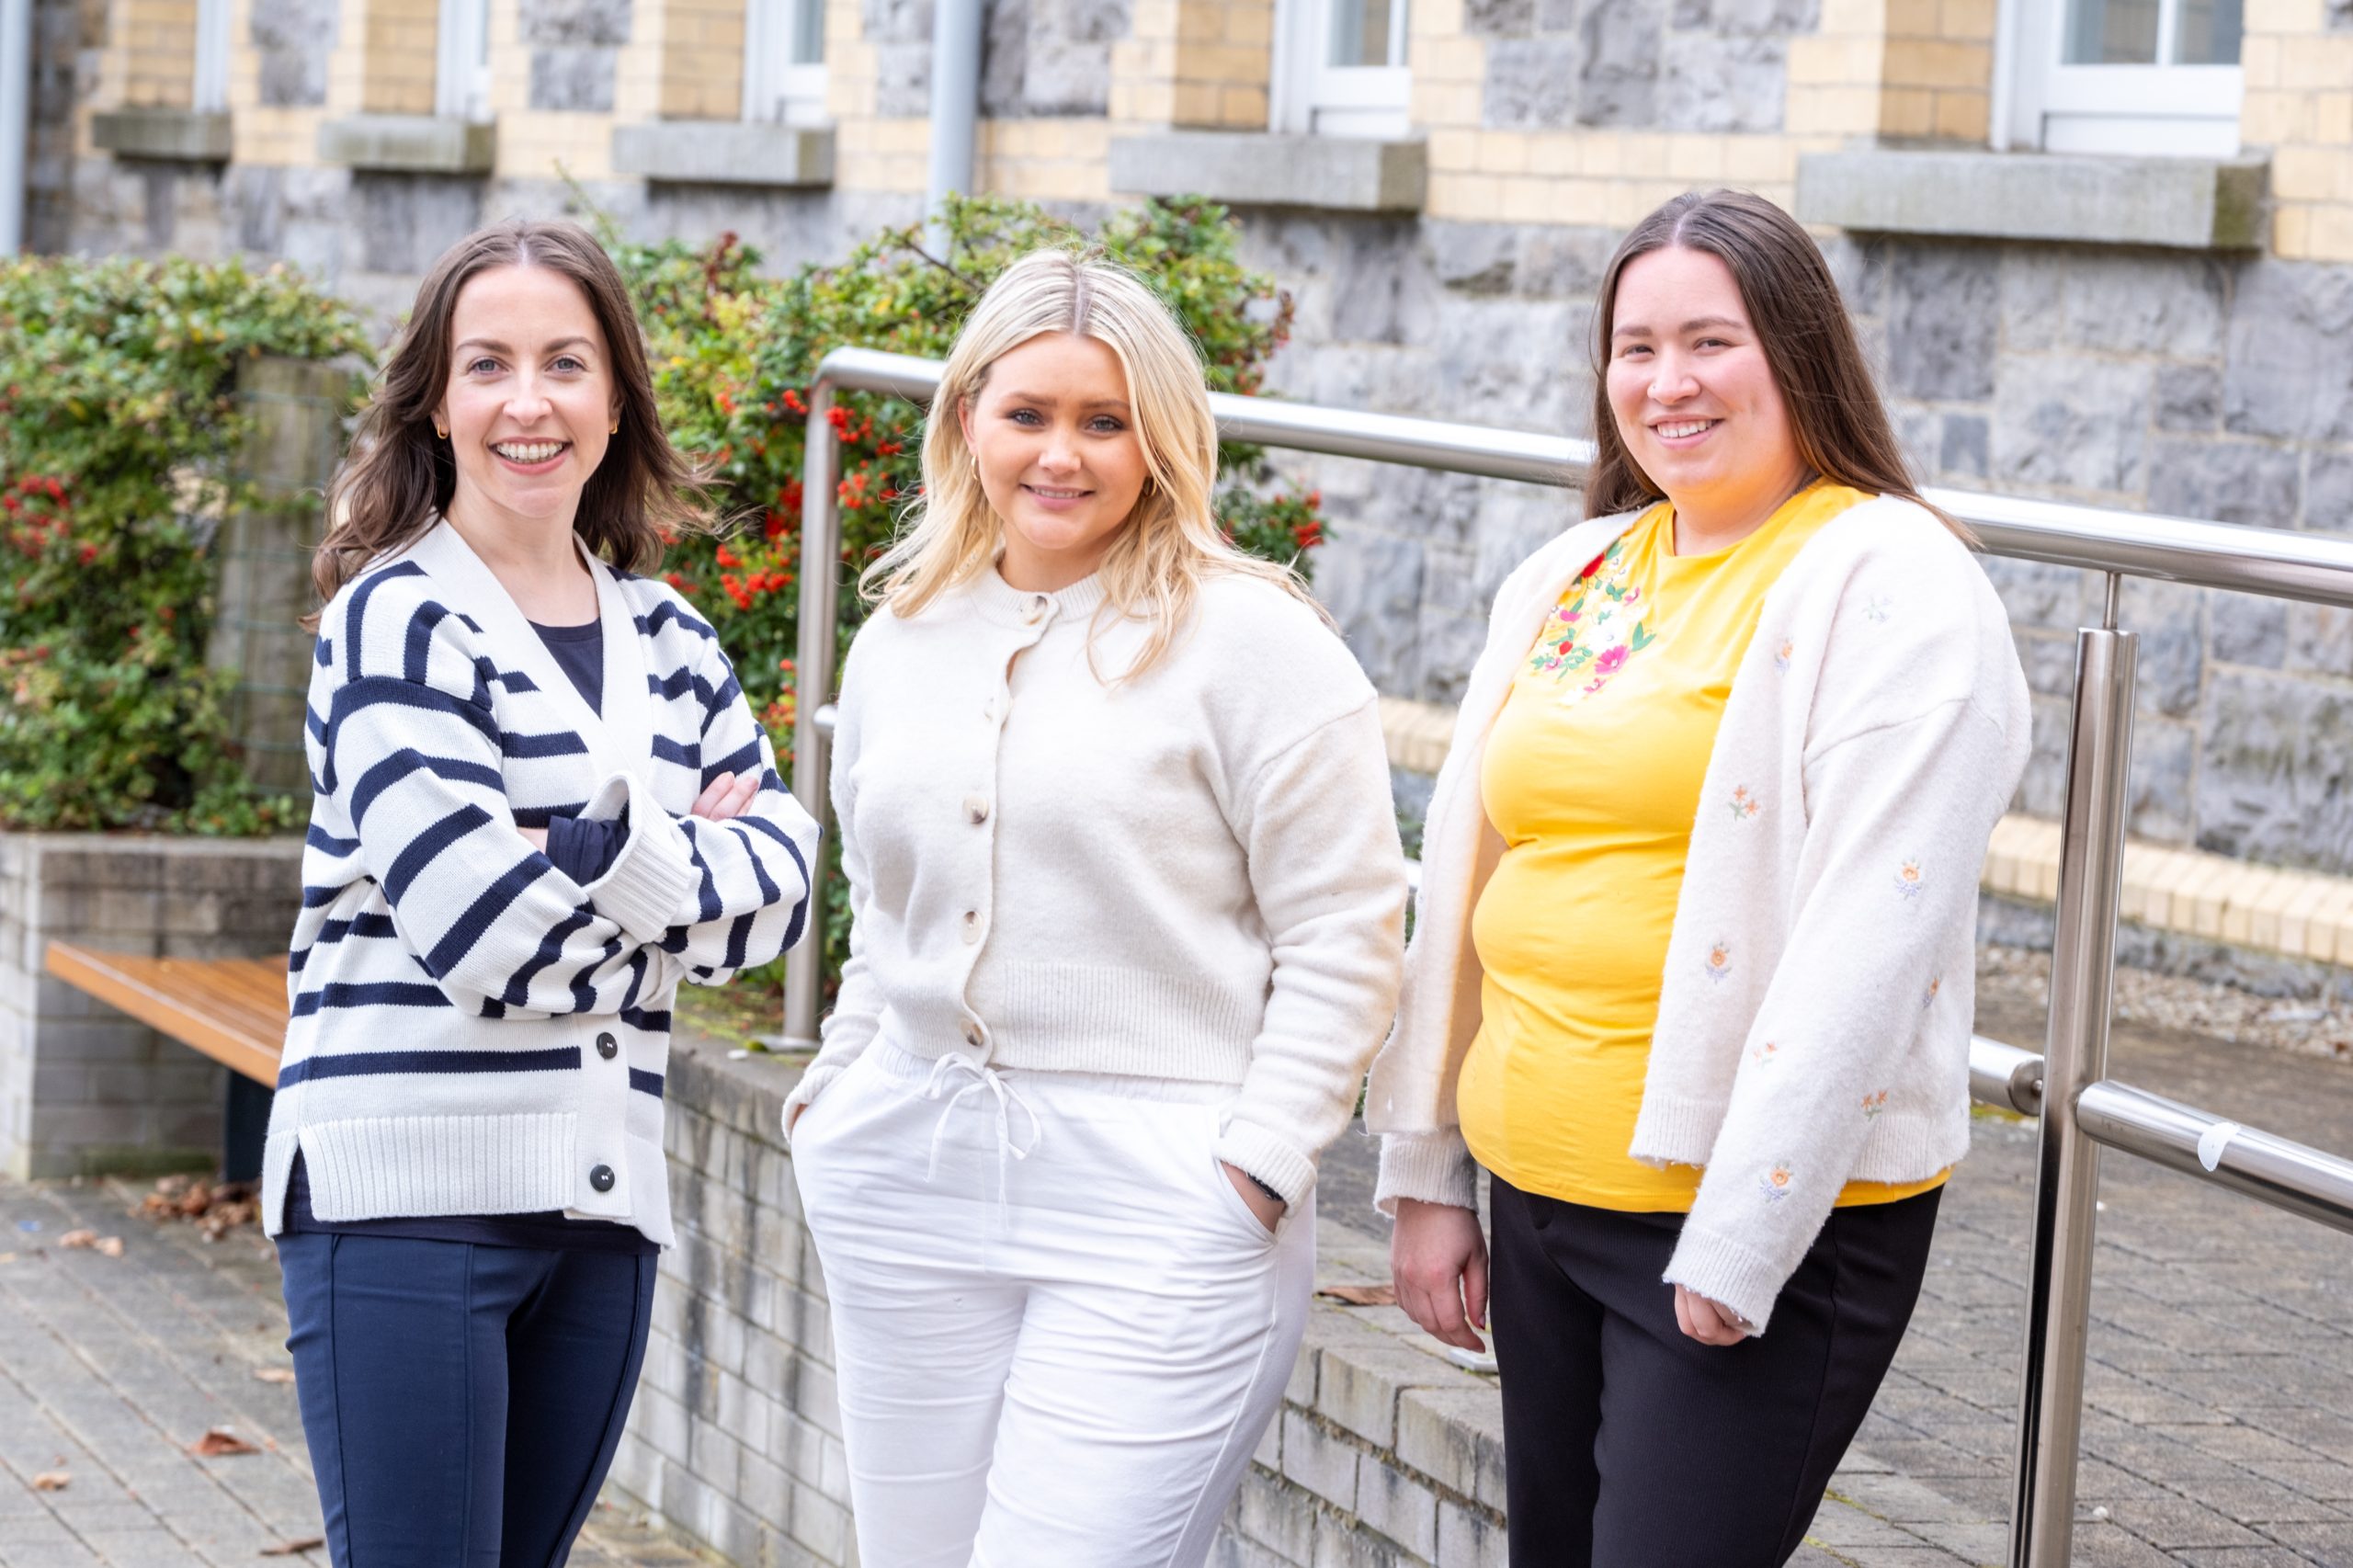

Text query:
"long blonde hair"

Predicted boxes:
[[863, 248, 1316, 677]]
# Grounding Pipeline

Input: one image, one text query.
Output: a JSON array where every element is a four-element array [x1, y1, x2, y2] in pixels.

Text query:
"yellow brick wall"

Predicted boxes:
[[1877, 0, 1995, 142], [324, 0, 440, 117], [2242, 0, 2353, 262], [122, 0, 199, 110]]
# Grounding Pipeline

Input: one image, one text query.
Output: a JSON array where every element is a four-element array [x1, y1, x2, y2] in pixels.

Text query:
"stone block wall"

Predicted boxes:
[[614, 1034, 1514, 1568], [0, 835, 303, 1180], [33, 0, 2353, 875]]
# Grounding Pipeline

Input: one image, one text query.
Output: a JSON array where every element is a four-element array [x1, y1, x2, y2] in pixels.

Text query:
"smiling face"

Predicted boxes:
[[433, 263, 617, 540], [959, 331, 1151, 593], [1605, 244, 1807, 548]]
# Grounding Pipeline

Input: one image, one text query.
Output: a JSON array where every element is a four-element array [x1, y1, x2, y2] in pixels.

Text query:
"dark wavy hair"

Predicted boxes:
[[312, 218, 708, 614], [1583, 189, 1961, 537]]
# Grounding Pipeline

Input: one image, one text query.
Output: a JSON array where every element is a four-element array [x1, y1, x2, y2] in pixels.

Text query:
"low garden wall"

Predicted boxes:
[[610, 1033, 1512, 1568], [0, 834, 302, 1179]]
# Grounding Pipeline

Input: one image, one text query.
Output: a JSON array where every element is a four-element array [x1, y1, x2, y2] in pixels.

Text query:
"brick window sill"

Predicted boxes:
[[610, 122, 835, 188], [316, 115, 496, 176], [92, 108, 233, 164], [1108, 131, 1426, 215], [1794, 148, 2268, 252]]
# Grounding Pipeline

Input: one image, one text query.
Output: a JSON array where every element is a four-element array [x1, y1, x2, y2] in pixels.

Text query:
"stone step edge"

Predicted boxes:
[[1378, 696, 2353, 970]]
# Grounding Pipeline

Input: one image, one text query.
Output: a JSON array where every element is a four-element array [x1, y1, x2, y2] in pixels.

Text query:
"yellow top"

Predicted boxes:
[[1457, 483, 1948, 1212]]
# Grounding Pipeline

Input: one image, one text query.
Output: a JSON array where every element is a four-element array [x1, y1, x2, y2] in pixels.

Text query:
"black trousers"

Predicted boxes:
[[1487, 1175, 1942, 1568]]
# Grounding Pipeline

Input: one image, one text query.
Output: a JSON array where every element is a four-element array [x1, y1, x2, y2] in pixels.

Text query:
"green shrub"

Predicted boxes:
[[603, 194, 1326, 1004], [0, 256, 369, 834]]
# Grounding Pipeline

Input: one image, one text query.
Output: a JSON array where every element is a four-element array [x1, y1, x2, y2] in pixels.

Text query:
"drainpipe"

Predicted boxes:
[[0, 0, 32, 256], [924, 0, 983, 258]]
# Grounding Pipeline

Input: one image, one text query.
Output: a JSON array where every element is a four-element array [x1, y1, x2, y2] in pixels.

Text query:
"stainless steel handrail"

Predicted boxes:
[[781, 345, 2353, 1568]]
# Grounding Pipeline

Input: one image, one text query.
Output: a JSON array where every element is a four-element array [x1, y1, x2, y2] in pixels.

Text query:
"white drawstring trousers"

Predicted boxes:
[[789, 1040, 1315, 1568]]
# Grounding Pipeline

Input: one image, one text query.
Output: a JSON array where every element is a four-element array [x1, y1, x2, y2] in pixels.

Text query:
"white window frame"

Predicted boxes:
[[437, 0, 494, 123], [743, 0, 827, 127], [1992, 0, 2243, 157], [1270, 0, 1411, 139], [193, 0, 232, 114]]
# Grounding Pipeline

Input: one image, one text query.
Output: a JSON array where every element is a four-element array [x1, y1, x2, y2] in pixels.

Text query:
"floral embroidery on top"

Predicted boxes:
[[1863, 593, 1894, 624], [1705, 941, 1733, 982], [1759, 1164, 1794, 1203], [1525, 533, 1657, 706], [1922, 975, 1941, 1010], [1773, 639, 1793, 672], [1862, 1090, 1891, 1120], [1895, 859, 1926, 899], [1729, 785, 1760, 822], [1749, 1040, 1779, 1067]]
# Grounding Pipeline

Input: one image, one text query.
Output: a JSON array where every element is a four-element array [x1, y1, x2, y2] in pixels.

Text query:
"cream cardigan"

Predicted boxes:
[[786, 567, 1409, 1204], [1368, 496, 2030, 1332]]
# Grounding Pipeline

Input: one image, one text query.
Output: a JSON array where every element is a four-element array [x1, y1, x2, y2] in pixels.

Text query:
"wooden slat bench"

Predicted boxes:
[[44, 942, 288, 1179]]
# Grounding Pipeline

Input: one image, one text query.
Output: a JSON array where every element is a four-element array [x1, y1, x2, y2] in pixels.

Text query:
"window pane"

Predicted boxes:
[[2063, 0, 2160, 64], [792, 0, 824, 64], [2172, 0, 2242, 64], [1329, 0, 1403, 68]]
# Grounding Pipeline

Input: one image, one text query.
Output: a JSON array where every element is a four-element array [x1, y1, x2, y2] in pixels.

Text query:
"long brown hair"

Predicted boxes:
[[313, 219, 708, 610], [1583, 189, 1961, 536]]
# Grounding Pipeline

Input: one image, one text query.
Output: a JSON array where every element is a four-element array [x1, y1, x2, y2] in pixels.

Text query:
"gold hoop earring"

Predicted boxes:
[[434, 425, 448, 440], [609, 419, 620, 435]]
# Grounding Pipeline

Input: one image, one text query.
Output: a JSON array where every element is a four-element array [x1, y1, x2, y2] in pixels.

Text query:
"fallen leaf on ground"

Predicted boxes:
[[259, 1537, 325, 1556], [30, 1471, 69, 1490], [1316, 1283, 1397, 1306], [58, 1229, 96, 1249], [92, 1236, 123, 1257], [0, 1252, 15, 1264], [189, 1428, 259, 1457], [252, 1367, 297, 1384]]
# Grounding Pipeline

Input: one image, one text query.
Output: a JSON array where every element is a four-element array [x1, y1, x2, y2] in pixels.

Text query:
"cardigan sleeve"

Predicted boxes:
[[782, 638, 881, 1135], [318, 580, 697, 1017], [1661, 694, 2016, 1333], [1214, 695, 1411, 1205], [626, 635, 822, 985]]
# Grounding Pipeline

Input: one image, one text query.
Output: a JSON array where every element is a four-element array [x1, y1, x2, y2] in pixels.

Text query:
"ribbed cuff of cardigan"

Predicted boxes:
[[780, 1062, 847, 1146], [1374, 1129, 1477, 1215], [1661, 1227, 1784, 1337], [578, 772, 698, 947], [1214, 1119, 1317, 1208]]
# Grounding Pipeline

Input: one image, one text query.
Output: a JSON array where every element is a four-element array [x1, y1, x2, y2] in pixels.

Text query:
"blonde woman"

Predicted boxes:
[[783, 249, 1408, 1567]]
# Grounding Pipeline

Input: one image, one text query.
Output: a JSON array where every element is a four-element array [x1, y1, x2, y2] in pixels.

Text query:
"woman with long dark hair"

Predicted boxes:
[[270, 218, 819, 1567], [1372, 189, 2029, 1566]]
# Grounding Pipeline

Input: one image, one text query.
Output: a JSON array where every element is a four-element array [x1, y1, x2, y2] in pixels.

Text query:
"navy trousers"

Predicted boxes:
[[277, 1233, 657, 1568], [1487, 1176, 1942, 1568]]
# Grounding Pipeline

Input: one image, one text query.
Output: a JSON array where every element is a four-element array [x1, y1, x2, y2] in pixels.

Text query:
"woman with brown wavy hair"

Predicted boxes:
[[1372, 189, 2029, 1566], [272, 218, 820, 1567]]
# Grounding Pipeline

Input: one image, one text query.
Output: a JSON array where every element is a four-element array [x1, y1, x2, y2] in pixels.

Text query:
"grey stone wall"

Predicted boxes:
[[1253, 218, 2353, 878], [250, 0, 338, 108], [521, 0, 631, 113], [1468, 0, 1820, 133], [0, 835, 302, 1181], [982, 0, 1131, 118], [612, 1034, 1513, 1568]]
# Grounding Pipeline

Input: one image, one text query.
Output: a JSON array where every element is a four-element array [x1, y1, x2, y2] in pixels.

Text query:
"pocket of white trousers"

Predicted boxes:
[[1206, 1149, 1281, 1246]]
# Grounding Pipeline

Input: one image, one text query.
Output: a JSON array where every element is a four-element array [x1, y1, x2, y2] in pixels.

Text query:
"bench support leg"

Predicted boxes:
[[223, 1074, 272, 1186]]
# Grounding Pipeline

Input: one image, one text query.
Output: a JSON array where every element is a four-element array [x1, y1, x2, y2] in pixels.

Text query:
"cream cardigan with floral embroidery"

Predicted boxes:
[[1368, 495, 2030, 1334]]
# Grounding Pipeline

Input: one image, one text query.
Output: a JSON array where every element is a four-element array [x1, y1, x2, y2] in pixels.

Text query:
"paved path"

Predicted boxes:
[[1, 966, 2348, 1566], [1318, 977, 2353, 1567], [0, 1176, 709, 1568]]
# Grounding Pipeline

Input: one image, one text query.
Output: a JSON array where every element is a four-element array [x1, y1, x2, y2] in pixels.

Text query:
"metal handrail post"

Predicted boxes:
[[782, 381, 844, 1049], [2009, 592, 2139, 1568]]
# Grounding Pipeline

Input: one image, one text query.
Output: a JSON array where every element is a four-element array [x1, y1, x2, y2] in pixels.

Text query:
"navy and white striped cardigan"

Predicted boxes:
[[262, 519, 820, 1246]]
